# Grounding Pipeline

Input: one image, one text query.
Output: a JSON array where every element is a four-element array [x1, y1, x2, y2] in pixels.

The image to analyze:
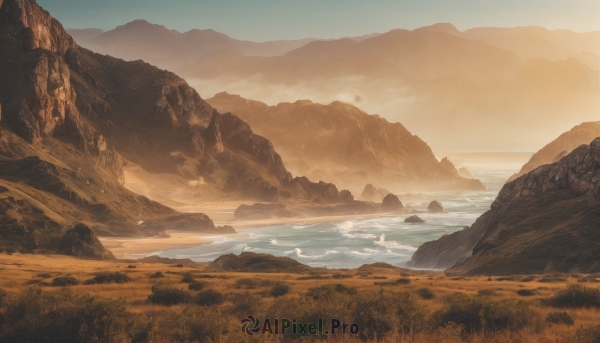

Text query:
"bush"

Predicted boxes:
[[307, 284, 356, 300], [517, 289, 535, 296], [147, 283, 192, 306], [433, 293, 540, 333], [546, 311, 574, 325], [84, 272, 130, 285], [180, 273, 195, 283], [396, 277, 411, 284], [270, 283, 290, 297], [37, 273, 51, 278], [576, 325, 600, 343], [51, 276, 79, 287], [188, 282, 206, 291], [127, 265, 137, 269], [0, 287, 141, 342], [229, 292, 262, 316], [477, 289, 497, 296], [195, 289, 224, 306], [235, 278, 273, 289], [417, 287, 435, 300], [547, 284, 600, 308], [149, 271, 164, 279]]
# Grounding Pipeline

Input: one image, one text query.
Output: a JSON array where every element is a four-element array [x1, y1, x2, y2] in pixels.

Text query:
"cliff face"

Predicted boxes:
[[508, 121, 600, 182], [208, 92, 485, 192], [409, 137, 600, 275], [0, 0, 307, 254]]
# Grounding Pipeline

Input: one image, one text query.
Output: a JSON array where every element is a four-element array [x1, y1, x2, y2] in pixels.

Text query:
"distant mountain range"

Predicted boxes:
[[66, 21, 600, 150], [66, 20, 378, 71]]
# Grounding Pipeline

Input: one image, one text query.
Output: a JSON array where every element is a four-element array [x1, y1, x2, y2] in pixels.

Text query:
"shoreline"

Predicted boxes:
[[100, 212, 403, 259]]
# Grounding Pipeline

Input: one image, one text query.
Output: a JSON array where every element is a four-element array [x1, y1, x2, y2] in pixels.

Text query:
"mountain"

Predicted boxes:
[[179, 24, 599, 151], [66, 20, 317, 70], [408, 137, 600, 275], [464, 26, 600, 70], [509, 121, 600, 181], [207, 92, 485, 193], [0, 0, 360, 254]]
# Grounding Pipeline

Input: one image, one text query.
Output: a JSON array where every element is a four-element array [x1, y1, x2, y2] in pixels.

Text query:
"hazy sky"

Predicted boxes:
[[39, 0, 600, 41]]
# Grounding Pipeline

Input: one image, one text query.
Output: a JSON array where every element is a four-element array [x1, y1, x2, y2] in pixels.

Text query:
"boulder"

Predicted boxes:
[[405, 215, 425, 223], [59, 224, 114, 259], [427, 201, 444, 213], [381, 194, 403, 211]]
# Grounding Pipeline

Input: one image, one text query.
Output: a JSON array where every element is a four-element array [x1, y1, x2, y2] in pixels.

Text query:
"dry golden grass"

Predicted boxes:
[[1, 253, 599, 342]]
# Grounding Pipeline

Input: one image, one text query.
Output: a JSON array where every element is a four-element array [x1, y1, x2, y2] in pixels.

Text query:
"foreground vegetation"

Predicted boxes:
[[1, 254, 600, 342]]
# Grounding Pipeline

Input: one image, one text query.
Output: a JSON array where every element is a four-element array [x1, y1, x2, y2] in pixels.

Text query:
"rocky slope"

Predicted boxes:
[[409, 137, 600, 275], [0, 0, 371, 253], [509, 121, 600, 181], [207, 92, 485, 193]]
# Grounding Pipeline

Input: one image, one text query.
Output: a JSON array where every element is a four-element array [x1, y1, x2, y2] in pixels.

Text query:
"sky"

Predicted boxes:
[[39, 0, 600, 41]]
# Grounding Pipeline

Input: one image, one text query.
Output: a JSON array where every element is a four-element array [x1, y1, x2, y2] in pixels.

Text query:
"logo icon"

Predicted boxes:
[[241, 316, 261, 335]]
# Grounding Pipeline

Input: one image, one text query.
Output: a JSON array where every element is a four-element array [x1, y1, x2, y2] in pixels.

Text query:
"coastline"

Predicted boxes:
[[100, 211, 403, 259]]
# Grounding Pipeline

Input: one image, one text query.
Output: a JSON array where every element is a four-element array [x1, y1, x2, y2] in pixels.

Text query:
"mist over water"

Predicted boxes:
[[150, 152, 532, 268]]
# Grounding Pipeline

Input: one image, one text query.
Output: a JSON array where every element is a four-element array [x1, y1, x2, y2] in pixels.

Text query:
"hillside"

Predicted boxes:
[[207, 92, 485, 193], [408, 137, 600, 275], [509, 121, 600, 181], [0, 0, 361, 253]]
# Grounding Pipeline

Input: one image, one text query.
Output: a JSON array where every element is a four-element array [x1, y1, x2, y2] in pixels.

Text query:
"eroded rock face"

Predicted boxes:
[[381, 194, 402, 211], [59, 224, 114, 259], [208, 92, 488, 192], [409, 137, 600, 274], [427, 200, 444, 213]]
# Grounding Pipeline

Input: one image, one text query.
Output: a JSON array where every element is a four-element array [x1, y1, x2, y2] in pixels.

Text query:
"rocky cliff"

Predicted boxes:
[[508, 121, 600, 181], [0, 0, 368, 254], [409, 137, 600, 275], [208, 92, 486, 193]]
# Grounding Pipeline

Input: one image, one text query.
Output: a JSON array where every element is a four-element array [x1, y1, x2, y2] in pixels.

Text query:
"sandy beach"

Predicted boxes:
[[100, 209, 401, 259]]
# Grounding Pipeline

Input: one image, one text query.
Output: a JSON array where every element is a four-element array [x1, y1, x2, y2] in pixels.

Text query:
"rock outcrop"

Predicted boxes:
[[361, 184, 391, 201], [405, 215, 425, 223], [409, 137, 600, 274], [508, 121, 600, 181], [381, 194, 403, 211], [427, 201, 444, 213], [59, 224, 114, 259], [205, 252, 311, 273], [208, 93, 487, 192]]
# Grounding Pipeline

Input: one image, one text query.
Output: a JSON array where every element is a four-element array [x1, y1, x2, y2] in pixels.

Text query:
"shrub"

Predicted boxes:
[[517, 289, 535, 297], [396, 277, 411, 284], [195, 289, 224, 306], [433, 293, 539, 332], [477, 289, 497, 296], [235, 278, 273, 289], [229, 292, 262, 316], [546, 311, 574, 325], [417, 287, 435, 300], [147, 283, 192, 306], [51, 276, 79, 287], [0, 287, 6, 306], [37, 273, 51, 278], [149, 272, 164, 279], [84, 272, 130, 285], [188, 282, 206, 291], [0, 287, 141, 342], [307, 284, 356, 300], [127, 265, 136, 269], [576, 325, 600, 343], [270, 283, 290, 297], [181, 274, 195, 284], [547, 284, 600, 308]]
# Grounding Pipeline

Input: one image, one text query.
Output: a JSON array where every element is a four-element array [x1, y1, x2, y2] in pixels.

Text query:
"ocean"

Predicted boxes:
[[148, 152, 532, 269]]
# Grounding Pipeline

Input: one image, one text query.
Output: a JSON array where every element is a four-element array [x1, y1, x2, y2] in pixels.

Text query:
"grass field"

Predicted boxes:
[[1, 253, 599, 342]]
